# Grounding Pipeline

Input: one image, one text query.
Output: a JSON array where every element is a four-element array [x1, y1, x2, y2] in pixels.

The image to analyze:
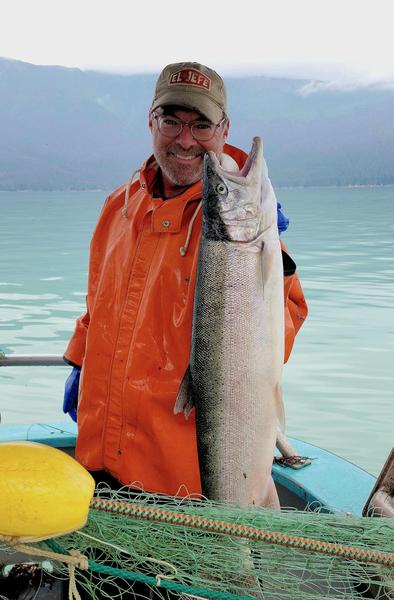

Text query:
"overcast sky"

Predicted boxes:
[[1, 0, 393, 84]]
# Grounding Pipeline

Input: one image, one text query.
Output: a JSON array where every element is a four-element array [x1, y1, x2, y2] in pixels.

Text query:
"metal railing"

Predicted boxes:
[[0, 354, 65, 366]]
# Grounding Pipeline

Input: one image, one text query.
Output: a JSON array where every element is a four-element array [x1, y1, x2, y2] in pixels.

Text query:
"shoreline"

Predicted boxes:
[[1, 183, 394, 193]]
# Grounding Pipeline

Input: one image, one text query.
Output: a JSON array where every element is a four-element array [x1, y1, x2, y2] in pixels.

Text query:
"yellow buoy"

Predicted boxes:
[[0, 441, 95, 541]]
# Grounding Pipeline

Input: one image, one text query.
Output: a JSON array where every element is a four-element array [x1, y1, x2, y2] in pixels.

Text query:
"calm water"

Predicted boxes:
[[0, 188, 393, 476]]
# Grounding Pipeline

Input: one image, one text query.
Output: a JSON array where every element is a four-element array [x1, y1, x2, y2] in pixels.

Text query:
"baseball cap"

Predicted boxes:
[[151, 62, 227, 124]]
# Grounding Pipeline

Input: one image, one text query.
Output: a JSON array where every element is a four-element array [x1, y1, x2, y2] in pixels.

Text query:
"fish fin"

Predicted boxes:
[[174, 366, 195, 419], [276, 430, 294, 456], [274, 382, 285, 432]]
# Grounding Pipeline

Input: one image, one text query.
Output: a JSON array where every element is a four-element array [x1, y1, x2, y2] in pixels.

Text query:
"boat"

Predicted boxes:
[[0, 354, 393, 599]]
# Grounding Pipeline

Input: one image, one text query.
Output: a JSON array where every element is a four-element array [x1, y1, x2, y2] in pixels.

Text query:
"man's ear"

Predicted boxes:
[[148, 111, 153, 130], [223, 118, 230, 140]]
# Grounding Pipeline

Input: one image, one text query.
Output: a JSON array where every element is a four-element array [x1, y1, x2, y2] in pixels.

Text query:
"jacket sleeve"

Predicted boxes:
[[63, 193, 114, 367], [281, 242, 308, 363], [63, 307, 90, 367]]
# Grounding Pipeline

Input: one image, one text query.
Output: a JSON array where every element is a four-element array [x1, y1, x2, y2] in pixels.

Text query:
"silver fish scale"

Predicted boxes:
[[191, 239, 278, 505]]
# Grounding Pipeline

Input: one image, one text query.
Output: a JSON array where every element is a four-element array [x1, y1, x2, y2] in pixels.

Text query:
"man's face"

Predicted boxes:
[[149, 107, 229, 191]]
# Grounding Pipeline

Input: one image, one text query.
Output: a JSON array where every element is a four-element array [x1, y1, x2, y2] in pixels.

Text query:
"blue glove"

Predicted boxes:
[[63, 366, 80, 423], [277, 202, 289, 235]]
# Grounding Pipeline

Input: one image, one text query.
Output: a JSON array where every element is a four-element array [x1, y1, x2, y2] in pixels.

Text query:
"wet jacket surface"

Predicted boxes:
[[64, 143, 308, 496]]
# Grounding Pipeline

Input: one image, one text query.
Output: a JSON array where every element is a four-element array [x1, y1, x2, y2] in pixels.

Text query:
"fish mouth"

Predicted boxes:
[[205, 137, 262, 184]]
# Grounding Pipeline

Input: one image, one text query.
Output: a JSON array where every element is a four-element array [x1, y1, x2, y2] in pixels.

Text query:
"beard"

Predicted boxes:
[[153, 143, 205, 187]]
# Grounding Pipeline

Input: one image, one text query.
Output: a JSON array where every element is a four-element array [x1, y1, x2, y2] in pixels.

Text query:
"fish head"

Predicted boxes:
[[202, 137, 277, 243]]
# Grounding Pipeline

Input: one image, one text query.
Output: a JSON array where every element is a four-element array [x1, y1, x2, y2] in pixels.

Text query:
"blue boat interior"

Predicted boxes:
[[0, 421, 375, 516]]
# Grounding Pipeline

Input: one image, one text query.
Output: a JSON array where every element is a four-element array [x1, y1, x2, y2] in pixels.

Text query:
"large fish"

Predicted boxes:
[[175, 137, 285, 508]]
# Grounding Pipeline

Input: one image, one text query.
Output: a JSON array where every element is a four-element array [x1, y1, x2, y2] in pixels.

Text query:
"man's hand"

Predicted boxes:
[[63, 366, 80, 422]]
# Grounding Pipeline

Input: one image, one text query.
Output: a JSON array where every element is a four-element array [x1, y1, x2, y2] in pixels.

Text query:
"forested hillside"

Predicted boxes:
[[1, 57, 393, 189]]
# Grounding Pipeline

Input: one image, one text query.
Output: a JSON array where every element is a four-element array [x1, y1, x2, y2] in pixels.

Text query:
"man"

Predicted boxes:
[[63, 62, 308, 497]]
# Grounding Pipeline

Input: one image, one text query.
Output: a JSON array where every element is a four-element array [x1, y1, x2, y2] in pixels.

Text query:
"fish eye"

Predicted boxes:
[[216, 183, 227, 195]]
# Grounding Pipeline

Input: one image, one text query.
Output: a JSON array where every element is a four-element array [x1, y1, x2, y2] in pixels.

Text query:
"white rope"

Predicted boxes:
[[1, 535, 88, 600]]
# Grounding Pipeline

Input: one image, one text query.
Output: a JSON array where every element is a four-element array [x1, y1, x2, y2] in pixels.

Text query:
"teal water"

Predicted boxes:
[[0, 188, 393, 476]]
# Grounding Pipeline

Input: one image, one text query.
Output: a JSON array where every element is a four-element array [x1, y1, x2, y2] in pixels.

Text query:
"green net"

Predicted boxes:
[[31, 486, 394, 599]]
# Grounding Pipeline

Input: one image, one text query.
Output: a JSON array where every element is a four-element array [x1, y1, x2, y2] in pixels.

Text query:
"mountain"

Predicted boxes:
[[1, 57, 393, 189]]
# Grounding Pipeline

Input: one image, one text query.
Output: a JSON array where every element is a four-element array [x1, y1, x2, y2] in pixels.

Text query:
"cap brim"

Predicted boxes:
[[151, 90, 223, 124]]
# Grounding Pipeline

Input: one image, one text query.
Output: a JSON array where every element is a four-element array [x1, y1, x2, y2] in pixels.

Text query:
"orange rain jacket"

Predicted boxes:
[[64, 143, 308, 496]]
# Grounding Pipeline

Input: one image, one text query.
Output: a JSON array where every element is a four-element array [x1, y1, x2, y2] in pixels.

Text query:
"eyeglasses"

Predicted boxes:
[[152, 112, 226, 142]]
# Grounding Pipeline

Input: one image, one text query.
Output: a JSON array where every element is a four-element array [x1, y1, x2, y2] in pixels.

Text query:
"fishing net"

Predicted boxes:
[[2, 485, 394, 599]]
